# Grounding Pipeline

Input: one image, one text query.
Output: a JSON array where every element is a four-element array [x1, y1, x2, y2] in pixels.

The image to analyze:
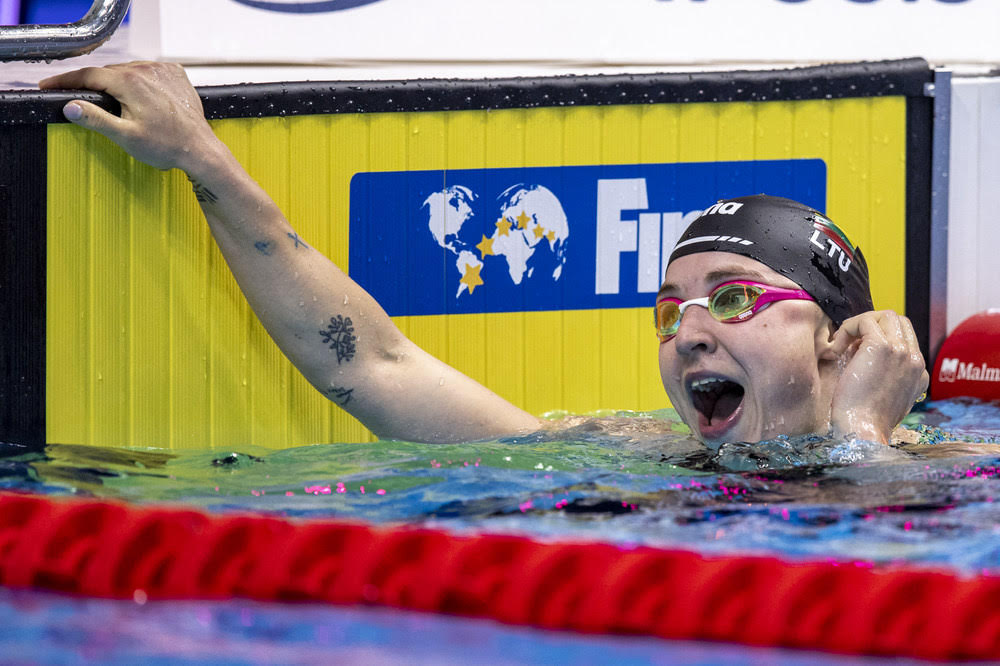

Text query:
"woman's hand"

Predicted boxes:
[[828, 310, 929, 444], [39, 61, 222, 174]]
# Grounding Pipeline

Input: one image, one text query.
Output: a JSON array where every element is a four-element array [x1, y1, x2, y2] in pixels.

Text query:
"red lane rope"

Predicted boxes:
[[0, 491, 997, 660]]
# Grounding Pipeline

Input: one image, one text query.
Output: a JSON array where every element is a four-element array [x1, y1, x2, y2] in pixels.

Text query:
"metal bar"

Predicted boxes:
[[0, 0, 130, 62], [928, 69, 952, 364]]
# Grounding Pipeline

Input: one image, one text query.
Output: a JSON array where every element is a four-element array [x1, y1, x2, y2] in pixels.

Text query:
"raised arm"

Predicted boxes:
[[40, 62, 543, 443]]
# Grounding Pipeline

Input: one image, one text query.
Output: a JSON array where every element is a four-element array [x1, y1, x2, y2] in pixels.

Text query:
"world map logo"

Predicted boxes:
[[422, 184, 570, 298], [349, 160, 825, 317]]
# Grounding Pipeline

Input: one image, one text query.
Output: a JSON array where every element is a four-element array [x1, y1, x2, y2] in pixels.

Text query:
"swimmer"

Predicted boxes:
[[659, 194, 925, 448], [39, 62, 929, 447]]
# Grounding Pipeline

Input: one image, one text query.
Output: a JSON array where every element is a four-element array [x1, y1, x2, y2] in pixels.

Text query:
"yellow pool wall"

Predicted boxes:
[[46, 97, 907, 449]]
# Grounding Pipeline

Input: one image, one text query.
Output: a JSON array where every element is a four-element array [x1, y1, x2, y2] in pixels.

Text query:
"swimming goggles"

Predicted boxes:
[[655, 280, 815, 342]]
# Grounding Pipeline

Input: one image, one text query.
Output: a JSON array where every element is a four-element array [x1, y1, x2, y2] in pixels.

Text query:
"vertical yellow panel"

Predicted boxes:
[[678, 103, 719, 162], [89, 135, 131, 446], [755, 102, 793, 162], [129, 155, 175, 447], [866, 97, 907, 313], [639, 104, 681, 164], [829, 98, 873, 255], [207, 119, 253, 448], [47, 125, 91, 443], [717, 102, 758, 161], [790, 100, 832, 161], [169, 166, 213, 448]]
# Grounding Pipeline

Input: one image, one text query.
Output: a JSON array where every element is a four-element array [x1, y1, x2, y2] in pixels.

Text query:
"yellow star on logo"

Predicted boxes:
[[476, 234, 495, 258], [460, 263, 484, 294], [533, 225, 546, 239], [495, 217, 512, 236], [516, 210, 531, 229], [546, 229, 556, 242]]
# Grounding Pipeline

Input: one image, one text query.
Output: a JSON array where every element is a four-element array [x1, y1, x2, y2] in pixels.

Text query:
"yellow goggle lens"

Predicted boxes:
[[709, 283, 763, 320]]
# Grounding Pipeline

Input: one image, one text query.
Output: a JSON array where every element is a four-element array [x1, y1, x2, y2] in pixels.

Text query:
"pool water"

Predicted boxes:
[[0, 587, 933, 665], [5, 400, 1000, 571], [2, 398, 1000, 662]]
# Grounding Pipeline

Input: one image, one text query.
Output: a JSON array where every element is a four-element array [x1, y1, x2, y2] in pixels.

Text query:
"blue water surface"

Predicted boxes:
[[2, 399, 999, 663]]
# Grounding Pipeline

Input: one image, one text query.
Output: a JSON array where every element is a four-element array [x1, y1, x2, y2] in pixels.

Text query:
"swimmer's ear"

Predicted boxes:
[[817, 318, 840, 361]]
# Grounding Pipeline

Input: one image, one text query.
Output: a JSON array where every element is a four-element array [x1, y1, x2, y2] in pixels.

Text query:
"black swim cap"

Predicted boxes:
[[667, 195, 873, 327]]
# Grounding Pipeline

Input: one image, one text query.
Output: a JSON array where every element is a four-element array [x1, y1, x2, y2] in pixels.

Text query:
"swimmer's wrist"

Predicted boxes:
[[175, 132, 235, 181]]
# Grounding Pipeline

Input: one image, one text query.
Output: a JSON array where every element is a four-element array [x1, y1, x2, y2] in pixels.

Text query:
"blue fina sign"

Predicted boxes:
[[348, 159, 826, 317]]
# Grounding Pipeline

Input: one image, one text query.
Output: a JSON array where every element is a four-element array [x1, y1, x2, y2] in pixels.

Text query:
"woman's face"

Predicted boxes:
[[657, 252, 838, 448]]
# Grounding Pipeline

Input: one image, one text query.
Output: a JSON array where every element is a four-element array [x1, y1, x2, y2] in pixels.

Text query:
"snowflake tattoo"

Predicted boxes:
[[319, 315, 357, 364]]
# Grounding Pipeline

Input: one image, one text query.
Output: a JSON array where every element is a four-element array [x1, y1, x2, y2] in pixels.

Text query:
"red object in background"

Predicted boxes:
[[932, 310, 1000, 401], [0, 492, 998, 660]]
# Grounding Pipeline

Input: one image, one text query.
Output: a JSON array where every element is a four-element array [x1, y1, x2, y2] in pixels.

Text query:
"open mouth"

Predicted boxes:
[[688, 376, 745, 431]]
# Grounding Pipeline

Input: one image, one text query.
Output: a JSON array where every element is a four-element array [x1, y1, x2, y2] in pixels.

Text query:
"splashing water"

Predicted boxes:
[[3, 399, 1000, 574]]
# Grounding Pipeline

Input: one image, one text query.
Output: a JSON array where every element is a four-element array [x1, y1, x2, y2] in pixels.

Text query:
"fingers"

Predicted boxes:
[[61, 99, 129, 142], [830, 311, 889, 356], [899, 312, 925, 364], [40, 61, 178, 93], [831, 310, 925, 359], [833, 309, 929, 409], [893, 314, 929, 401], [40, 66, 121, 94], [38, 61, 212, 172], [830, 310, 931, 443], [41, 66, 130, 141]]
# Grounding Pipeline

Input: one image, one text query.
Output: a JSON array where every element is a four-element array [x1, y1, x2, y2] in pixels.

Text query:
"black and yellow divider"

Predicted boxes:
[[0, 59, 934, 450]]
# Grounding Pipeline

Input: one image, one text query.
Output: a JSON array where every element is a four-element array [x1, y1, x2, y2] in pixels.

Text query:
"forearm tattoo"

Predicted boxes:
[[287, 232, 309, 250], [324, 385, 354, 406], [254, 240, 275, 256], [189, 178, 218, 204], [319, 315, 357, 364]]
